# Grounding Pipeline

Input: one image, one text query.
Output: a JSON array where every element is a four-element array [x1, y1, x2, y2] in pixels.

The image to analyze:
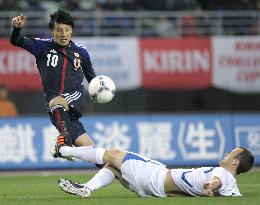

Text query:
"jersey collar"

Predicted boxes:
[[52, 39, 74, 49]]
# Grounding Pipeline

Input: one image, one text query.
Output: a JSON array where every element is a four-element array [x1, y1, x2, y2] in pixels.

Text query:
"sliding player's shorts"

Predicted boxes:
[[121, 152, 168, 197]]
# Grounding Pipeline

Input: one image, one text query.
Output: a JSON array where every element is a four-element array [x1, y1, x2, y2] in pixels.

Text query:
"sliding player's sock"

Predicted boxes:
[[59, 146, 105, 164], [85, 167, 115, 191]]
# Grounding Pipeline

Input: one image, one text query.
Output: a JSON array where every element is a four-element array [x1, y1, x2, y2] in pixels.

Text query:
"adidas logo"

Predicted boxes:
[[50, 49, 57, 53]]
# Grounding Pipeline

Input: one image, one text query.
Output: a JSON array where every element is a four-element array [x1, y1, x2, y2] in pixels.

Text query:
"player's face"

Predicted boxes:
[[52, 22, 72, 46], [219, 148, 243, 167]]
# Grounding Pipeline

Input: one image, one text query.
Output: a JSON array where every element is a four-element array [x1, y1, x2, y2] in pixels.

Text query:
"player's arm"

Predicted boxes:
[[81, 50, 96, 83], [10, 14, 26, 46], [83, 59, 96, 82], [10, 14, 41, 56], [203, 176, 222, 197]]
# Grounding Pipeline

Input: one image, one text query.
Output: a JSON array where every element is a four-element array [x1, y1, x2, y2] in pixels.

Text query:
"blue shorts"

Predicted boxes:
[[49, 90, 87, 143]]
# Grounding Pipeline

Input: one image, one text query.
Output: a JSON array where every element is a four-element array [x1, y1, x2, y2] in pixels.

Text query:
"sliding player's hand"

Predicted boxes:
[[12, 14, 26, 28], [203, 182, 214, 196]]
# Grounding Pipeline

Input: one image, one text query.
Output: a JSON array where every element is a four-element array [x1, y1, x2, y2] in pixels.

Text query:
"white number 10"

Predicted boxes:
[[47, 54, 58, 67]]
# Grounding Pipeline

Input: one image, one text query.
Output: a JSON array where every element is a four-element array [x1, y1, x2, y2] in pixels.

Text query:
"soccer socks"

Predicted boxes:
[[51, 105, 73, 146], [59, 146, 105, 164], [85, 167, 115, 191], [59, 146, 115, 192]]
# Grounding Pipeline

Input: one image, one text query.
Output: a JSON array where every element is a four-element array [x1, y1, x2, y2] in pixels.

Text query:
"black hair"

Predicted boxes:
[[49, 9, 74, 30], [235, 147, 254, 175]]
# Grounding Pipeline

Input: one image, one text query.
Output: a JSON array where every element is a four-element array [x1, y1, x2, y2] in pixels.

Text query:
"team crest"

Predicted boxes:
[[74, 58, 81, 70]]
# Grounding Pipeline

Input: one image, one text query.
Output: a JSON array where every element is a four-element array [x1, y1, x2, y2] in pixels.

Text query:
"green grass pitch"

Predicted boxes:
[[0, 170, 260, 205]]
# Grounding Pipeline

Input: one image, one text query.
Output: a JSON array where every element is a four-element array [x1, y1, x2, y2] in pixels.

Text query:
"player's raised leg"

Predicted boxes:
[[59, 146, 127, 170], [74, 133, 94, 146], [49, 96, 73, 150]]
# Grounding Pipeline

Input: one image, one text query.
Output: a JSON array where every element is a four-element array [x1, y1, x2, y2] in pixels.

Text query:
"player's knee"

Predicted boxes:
[[49, 96, 69, 111], [104, 149, 122, 163]]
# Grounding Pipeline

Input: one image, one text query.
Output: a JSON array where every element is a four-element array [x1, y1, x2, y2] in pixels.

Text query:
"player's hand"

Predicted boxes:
[[203, 182, 214, 197], [12, 14, 26, 28]]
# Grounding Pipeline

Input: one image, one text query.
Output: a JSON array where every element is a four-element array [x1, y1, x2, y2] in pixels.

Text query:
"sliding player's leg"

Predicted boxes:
[[74, 164, 129, 191], [59, 146, 126, 170], [58, 164, 116, 197], [58, 164, 129, 198]]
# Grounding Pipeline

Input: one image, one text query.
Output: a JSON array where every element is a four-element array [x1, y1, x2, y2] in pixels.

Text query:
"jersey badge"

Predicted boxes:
[[74, 58, 81, 71], [50, 49, 57, 53], [73, 53, 81, 70]]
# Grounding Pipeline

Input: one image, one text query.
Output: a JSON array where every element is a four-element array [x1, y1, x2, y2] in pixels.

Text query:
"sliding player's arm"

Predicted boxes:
[[203, 176, 222, 196]]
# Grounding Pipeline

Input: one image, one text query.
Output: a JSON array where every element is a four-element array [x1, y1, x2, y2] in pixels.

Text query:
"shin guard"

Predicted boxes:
[[51, 105, 73, 146]]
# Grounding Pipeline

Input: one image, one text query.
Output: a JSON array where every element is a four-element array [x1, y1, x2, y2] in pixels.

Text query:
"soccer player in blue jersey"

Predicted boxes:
[[10, 9, 121, 188], [10, 10, 97, 152], [57, 146, 254, 197]]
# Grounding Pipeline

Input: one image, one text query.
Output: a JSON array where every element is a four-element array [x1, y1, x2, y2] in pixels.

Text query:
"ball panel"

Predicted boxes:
[[96, 91, 114, 103], [88, 75, 116, 104]]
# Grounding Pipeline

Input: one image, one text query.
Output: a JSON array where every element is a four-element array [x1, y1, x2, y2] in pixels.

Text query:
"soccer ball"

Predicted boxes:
[[88, 75, 116, 103]]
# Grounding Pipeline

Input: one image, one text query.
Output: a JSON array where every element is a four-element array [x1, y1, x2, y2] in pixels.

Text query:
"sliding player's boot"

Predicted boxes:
[[58, 178, 92, 198]]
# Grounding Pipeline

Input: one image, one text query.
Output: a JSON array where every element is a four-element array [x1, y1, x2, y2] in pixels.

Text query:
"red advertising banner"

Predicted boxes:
[[2, 37, 243, 92], [140, 38, 212, 89], [0, 39, 42, 91]]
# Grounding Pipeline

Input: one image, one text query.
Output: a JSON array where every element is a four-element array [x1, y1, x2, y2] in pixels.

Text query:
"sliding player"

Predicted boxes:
[[57, 146, 254, 197]]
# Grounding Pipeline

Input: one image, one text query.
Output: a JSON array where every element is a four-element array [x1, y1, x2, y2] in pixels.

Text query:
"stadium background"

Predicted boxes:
[[0, 0, 260, 170]]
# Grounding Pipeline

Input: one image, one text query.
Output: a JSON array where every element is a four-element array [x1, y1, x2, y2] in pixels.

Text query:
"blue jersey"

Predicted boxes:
[[10, 28, 96, 103]]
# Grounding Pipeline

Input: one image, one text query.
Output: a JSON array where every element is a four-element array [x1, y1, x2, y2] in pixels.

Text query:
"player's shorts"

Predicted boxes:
[[49, 90, 87, 143], [121, 152, 168, 197], [62, 90, 87, 117]]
